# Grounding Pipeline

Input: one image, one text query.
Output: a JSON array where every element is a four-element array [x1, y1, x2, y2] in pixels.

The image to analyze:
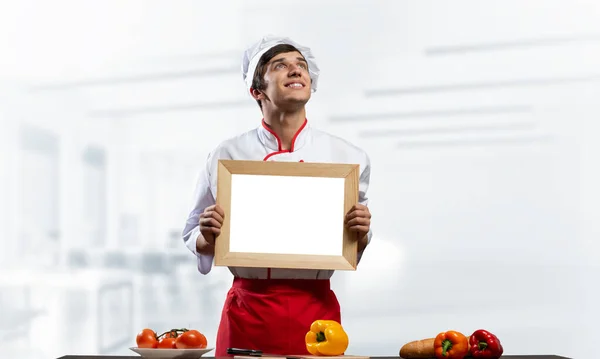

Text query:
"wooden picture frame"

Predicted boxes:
[[214, 160, 360, 271]]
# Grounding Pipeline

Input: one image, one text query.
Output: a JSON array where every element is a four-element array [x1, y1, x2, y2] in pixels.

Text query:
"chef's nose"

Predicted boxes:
[[288, 64, 303, 76]]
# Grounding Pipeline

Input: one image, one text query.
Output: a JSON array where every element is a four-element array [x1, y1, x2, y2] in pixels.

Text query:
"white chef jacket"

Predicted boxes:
[[182, 119, 372, 280]]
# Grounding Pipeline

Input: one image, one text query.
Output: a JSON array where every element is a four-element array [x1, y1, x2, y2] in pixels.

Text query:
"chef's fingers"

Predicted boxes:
[[344, 209, 371, 223], [200, 217, 222, 229], [345, 215, 371, 227], [200, 210, 224, 225], [203, 204, 225, 218], [213, 204, 225, 218], [203, 205, 216, 213], [348, 225, 369, 235], [346, 203, 368, 214], [208, 210, 224, 224]]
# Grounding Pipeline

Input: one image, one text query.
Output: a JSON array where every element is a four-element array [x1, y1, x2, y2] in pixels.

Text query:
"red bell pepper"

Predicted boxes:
[[469, 329, 504, 359]]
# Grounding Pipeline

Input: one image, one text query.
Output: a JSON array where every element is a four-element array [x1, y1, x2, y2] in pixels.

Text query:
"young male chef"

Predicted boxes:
[[182, 35, 373, 356]]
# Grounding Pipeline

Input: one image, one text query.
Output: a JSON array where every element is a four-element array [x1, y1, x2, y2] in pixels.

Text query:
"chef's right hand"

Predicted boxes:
[[199, 204, 225, 246]]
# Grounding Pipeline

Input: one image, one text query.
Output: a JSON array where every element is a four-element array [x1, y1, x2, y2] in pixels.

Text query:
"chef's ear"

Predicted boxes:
[[250, 87, 264, 100]]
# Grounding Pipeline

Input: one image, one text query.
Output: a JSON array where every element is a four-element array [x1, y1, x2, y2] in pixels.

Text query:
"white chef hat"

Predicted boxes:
[[241, 35, 320, 93]]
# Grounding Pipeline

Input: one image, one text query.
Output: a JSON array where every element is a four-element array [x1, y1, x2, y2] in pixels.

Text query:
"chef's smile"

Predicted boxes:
[[285, 82, 305, 89]]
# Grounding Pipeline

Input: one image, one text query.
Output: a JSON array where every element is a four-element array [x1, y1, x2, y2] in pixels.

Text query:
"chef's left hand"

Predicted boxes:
[[344, 204, 371, 249]]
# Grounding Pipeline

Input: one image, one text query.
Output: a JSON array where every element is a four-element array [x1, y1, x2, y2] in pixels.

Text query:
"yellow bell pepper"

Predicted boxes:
[[305, 320, 349, 356]]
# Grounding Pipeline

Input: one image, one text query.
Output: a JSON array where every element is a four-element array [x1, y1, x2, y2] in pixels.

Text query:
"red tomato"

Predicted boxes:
[[136, 328, 158, 348], [175, 330, 207, 349], [157, 337, 177, 348]]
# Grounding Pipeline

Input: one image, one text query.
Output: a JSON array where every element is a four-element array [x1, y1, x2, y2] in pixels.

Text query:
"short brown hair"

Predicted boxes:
[[251, 44, 307, 109]]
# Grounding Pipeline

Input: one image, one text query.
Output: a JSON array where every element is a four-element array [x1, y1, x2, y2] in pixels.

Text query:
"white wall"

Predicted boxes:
[[1, 1, 599, 358]]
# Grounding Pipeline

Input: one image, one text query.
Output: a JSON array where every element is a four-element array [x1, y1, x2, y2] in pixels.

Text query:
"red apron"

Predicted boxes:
[[215, 277, 342, 356]]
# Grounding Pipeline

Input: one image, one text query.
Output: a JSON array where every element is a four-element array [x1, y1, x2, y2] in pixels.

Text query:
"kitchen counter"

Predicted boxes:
[[56, 356, 572, 359]]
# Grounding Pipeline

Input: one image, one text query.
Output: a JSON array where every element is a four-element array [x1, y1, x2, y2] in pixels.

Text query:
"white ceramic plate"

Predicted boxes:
[[129, 347, 214, 358]]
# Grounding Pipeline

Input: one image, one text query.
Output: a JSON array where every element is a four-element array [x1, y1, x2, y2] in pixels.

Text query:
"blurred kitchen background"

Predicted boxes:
[[0, 1, 599, 358]]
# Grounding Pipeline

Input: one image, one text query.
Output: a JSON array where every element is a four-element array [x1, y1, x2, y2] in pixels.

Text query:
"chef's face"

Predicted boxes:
[[259, 51, 312, 110]]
